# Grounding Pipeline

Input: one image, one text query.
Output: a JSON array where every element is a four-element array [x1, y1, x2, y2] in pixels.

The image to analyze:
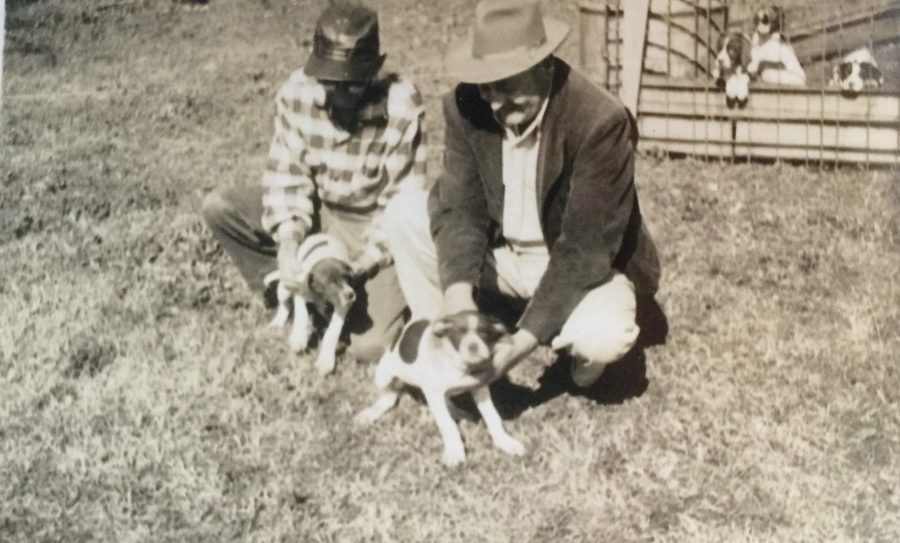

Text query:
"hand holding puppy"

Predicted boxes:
[[482, 328, 539, 381], [439, 282, 539, 383], [276, 221, 308, 292]]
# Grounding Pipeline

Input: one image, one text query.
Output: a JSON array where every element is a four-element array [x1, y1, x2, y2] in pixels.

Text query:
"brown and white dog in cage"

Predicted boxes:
[[264, 233, 357, 375], [747, 5, 807, 87], [713, 32, 752, 107], [831, 47, 883, 93], [355, 310, 525, 467]]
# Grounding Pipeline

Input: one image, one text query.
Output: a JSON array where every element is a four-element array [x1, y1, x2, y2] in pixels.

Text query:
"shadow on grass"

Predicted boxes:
[[489, 295, 669, 420]]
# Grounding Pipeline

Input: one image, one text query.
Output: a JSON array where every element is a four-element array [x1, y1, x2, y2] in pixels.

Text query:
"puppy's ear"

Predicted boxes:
[[772, 6, 784, 32], [865, 63, 883, 85], [338, 260, 355, 279]]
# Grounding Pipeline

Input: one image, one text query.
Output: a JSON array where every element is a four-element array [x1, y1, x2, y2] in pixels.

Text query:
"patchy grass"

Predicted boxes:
[[2, 1, 899, 541]]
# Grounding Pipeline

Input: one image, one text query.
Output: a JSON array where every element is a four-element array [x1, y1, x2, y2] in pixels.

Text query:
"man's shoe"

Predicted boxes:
[[570, 357, 608, 388]]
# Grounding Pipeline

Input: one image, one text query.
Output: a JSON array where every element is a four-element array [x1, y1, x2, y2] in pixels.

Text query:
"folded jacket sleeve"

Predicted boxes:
[[428, 93, 491, 290]]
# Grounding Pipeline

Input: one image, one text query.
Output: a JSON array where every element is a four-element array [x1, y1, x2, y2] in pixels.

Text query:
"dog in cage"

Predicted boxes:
[[831, 47, 884, 94], [712, 32, 753, 108], [747, 5, 807, 87]]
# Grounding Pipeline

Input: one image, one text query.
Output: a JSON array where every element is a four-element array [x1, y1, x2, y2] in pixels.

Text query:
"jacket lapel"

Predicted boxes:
[[538, 64, 567, 215]]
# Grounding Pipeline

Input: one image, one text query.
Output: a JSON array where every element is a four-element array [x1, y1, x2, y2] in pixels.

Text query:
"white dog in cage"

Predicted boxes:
[[747, 6, 807, 87], [831, 47, 884, 93]]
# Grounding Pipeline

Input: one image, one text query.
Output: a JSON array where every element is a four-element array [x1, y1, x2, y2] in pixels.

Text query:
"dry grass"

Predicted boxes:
[[2, 1, 899, 541]]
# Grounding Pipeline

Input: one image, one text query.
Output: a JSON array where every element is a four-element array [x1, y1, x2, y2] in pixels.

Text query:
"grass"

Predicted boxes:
[[2, 0, 899, 541]]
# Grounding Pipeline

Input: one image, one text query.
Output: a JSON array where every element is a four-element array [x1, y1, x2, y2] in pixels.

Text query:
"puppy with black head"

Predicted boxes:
[[831, 47, 883, 94], [265, 233, 357, 375], [712, 32, 752, 108], [355, 310, 525, 466]]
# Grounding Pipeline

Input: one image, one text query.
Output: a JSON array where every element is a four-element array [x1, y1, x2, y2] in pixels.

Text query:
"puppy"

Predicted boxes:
[[747, 6, 807, 86], [712, 32, 752, 108], [831, 47, 883, 93], [355, 310, 525, 467], [265, 233, 356, 374]]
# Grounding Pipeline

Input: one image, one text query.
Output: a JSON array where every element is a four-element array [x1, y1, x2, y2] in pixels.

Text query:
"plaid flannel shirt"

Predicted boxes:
[[261, 69, 427, 270]]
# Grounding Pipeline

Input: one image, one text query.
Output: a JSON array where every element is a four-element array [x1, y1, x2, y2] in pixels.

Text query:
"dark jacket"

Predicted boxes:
[[428, 58, 660, 344]]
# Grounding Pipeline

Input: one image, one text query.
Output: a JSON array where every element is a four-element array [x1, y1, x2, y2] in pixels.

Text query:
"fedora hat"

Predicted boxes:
[[445, 0, 570, 84], [304, 1, 386, 82]]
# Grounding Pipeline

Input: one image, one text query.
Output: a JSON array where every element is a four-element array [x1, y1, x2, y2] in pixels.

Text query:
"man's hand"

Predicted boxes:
[[350, 252, 380, 282], [439, 282, 478, 317], [472, 328, 539, 384]]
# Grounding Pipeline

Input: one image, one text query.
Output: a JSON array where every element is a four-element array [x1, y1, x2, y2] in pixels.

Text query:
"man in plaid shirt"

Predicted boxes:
[[203, 1, 426, 363]]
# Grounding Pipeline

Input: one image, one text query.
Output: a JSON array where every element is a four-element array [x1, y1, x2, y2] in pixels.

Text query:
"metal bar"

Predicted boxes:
[[578, 1, 611, 88]]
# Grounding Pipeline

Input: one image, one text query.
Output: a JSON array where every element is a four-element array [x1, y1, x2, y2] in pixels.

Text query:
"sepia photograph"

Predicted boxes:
[[2, 0, 898, 540]]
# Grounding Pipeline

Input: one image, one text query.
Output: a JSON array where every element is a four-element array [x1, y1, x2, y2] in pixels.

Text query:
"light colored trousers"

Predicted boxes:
[[382, 190, 640, 386]]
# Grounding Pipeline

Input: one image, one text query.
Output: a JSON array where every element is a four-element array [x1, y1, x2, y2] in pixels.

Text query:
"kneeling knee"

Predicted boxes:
[[567, 322, 640, 365]]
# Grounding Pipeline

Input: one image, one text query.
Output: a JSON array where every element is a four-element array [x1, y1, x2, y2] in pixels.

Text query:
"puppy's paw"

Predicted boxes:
[[354, 407, 381, 426], [493, 434, 526, 457], [442, 446, 466, 467], [727, 73, 750, 102], [288, 329, 311, 353], [315, 351, 336, 375], [269, 307, 290, 329]]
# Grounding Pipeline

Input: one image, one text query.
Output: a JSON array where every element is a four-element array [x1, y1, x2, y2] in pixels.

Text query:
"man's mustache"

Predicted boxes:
[[491, 102, 527, 117]]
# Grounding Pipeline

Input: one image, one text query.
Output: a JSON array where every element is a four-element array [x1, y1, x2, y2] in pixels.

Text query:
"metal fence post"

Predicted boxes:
[[578, 1, 610, 89]]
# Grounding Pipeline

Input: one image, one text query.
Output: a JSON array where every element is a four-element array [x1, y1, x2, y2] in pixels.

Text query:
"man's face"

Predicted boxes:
[[320, 79, 369, 112], [477, 62, 552, 132]]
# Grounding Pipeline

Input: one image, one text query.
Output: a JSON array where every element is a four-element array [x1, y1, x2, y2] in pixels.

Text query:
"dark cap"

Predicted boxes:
[[304, 1, 385, 82]]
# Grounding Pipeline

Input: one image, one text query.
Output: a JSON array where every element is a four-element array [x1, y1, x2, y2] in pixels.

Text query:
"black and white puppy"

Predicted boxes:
[[712, 32, 752, 107], [265, 233, 356, 375], [355, 310, 525, 466], [831, 47, 883, 93], [748, 5, 807, 86]]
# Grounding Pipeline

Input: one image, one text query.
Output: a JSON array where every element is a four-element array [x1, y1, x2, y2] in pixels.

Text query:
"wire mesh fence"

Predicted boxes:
[[578, 0, 900, 168]]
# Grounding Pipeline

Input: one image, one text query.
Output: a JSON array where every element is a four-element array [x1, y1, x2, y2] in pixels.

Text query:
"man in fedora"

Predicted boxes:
[[383, 0, 660, 387], [203, 0, 427, 363]]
